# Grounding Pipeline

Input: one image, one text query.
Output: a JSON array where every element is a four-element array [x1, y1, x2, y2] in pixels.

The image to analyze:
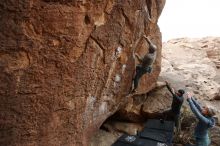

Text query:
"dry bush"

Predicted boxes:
[[173, 106, 197, 145]]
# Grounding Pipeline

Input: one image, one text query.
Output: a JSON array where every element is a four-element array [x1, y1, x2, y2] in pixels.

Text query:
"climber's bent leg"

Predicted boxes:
[[132, 66, 145, 92]]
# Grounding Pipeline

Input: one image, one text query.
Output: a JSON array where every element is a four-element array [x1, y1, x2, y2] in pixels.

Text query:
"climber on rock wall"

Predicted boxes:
[[131, 35, 157, 93], [186, 92, 216, 146], [163, 81, 185, 133]]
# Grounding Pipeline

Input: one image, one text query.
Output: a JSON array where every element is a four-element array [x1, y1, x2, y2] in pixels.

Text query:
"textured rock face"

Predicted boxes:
[[160, 37, 220, 119], [115, 86, 172, 122], [161, 37, 220, 101], [0, 0, 165, 145]]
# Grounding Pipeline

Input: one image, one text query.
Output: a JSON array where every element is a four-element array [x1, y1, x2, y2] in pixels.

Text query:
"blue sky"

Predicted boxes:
[[158, 0, 220, 41]]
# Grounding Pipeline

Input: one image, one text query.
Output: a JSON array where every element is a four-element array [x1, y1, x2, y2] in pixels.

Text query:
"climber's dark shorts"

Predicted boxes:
[[136, 65, 152, 74], [133, 66, 152, 90]]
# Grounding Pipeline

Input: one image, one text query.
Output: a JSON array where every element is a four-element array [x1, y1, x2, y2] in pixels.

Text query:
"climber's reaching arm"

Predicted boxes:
[[143, 35, 152, 44], [143, 35, 157, 53], [135, 53, 143, 63]]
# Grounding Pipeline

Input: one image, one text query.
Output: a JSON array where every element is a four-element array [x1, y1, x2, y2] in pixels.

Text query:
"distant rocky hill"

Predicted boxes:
[[161, 37, 220, 109]]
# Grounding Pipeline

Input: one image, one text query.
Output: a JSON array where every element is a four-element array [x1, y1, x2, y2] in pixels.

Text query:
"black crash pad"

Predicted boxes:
[[140, 119, 175, 143], [112, 134, 169, 146], [139, 129, 167, 143], [144, 119, 175, 132], [112, 119, 175, 146]]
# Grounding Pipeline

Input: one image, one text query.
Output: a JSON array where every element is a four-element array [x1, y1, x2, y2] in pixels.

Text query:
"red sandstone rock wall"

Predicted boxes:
[[0, 0, 165, 145]]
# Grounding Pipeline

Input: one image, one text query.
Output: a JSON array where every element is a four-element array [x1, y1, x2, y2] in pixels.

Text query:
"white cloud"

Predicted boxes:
[[158, 0, 220, 41]]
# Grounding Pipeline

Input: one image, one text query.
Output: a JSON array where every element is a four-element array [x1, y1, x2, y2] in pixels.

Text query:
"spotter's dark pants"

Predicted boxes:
[[163, 109, 181, 137]]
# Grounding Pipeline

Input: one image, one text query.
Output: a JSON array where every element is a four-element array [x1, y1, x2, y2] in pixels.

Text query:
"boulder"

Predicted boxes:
[[102, 121, 144, 135], [161, 38, 220, 100], [0, 0, 165, 145], [89, 130, 121, 146], [160, 37, 220, 119]]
